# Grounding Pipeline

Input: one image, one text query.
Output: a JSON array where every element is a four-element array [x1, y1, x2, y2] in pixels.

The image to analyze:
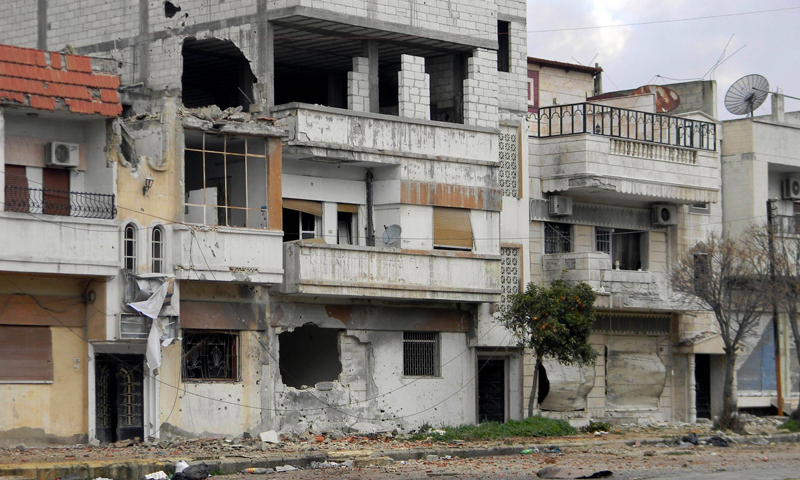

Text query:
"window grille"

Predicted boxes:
[[595, 227, 612, 254], [499, 247, 521, 314], [403, 332, 439, 377], [124, 224, 137, 272], [152, 226, 164, 273], [182, 331, 238, 381], [499, 132, 519, 197], [544, 223, 571, 254]]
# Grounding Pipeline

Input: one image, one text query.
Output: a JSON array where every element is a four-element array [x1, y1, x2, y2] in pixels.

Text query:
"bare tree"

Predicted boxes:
[[671, 231, 771, 430], [749, 222, 800, 420]]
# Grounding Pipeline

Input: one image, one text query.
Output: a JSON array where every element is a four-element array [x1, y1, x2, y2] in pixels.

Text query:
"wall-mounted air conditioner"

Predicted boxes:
[[783, 177, 800, 200], [652, 204, 678, 226], [45, 142, 80, 168], [548, 196, 573, 216]]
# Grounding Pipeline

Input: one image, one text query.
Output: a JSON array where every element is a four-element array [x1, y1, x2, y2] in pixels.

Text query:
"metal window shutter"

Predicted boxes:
[[433, 207, 473, 249], [337, 203, 358, 213], [283, 198, 322, 216], [42, 168, 70, 216], [4, 165, 29, 213], [0, 326, 53, 382]]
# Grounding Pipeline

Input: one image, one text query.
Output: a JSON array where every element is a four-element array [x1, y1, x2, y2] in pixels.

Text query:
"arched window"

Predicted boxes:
[[124, 224, 137, 272], [152, 226, 165, 273]]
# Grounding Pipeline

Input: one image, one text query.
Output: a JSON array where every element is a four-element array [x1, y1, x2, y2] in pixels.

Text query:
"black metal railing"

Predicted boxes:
[[4, 185, 116, 219], [532, 102, 717, 151]]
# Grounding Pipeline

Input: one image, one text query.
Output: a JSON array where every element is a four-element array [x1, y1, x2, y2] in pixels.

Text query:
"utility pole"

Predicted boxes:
[[766, 199, 784, 416]]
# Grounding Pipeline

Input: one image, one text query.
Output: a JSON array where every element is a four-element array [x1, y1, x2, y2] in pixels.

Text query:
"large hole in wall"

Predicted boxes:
[[279, 324, 342, 389], [537, 362, 550, 405], [181, 37, 256, 110]]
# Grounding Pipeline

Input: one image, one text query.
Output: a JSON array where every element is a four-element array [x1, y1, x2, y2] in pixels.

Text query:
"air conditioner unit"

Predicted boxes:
[[783, 177, 800, 200], [548, 196, 573, 216], [652, 204, 678, 226], [45, 142, 80, 168]]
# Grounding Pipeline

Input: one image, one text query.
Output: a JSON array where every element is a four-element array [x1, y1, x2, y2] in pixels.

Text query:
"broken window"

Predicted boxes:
[[403, 332, 439, 377], [182, 331, 238, 381], [278, 324, 342, 389], [544, 223, 571, 254], [184, 130, 269, 229], [282, 199, 322, 242], [337, 203, 358, 245], [433, 207, 473, 251], [124, 223, 137, 272], [151, 226, 165, 273], [181, 38, 255, 110], [497, 21, 510, 73], [0, 326, 53, 382]]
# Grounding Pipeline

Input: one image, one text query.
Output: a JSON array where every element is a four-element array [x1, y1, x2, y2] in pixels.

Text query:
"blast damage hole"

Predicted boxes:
[[537, 363, 550, 406], [279, 324, 342, 389], [164, 1, 181, 18]]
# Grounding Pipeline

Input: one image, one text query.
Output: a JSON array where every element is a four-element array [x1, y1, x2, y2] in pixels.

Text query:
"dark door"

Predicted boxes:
[[95, 355, 144, 443], [42, 168, 70, 216], [478, 359, 506, 423], [695, 354, 711, 419]]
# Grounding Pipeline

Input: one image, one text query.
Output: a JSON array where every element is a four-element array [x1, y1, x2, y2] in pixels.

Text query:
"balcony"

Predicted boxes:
[[543, 252, 668, 309], [172, 225, 284, 284], [530, 103, 720, 204], [5, 185, 116, 219], [271, 103, 497, 165], [0, 210, 119, 277], [278, 241, 501, 302]]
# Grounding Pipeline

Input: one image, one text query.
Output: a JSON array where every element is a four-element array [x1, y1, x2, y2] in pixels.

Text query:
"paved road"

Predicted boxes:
[[216, 442, 800, 480]]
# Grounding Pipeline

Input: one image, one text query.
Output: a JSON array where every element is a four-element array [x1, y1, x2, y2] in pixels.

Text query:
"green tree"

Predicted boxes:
[[501, 280, 597, 417]]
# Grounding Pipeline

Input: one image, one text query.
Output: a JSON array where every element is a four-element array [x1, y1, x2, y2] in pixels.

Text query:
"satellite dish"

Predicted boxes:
[[381, 224, 402, 247], [725, 74, 769, 116], [632, 85, 681, 113]]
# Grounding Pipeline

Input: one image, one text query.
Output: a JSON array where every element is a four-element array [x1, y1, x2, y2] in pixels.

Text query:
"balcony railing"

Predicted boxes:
[[531, 102, 717, 151], [4, 185, 116, 219]]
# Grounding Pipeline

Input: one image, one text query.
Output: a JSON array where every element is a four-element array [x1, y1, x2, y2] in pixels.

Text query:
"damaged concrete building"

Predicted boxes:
[[0, 0, 529, 444], [525, 57, 725, 423]]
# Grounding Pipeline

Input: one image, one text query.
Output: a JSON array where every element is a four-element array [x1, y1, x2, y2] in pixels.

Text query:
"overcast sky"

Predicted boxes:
[[526, 0, 800, 119]]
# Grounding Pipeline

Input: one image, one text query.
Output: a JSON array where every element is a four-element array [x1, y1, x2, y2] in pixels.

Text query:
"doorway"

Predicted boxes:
[[95, 354, 145, 443], [478, 358, 506, 423], [695, 354, 711, 419]]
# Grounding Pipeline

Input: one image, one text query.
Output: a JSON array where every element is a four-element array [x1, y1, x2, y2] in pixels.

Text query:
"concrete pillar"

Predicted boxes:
[[772, 94, 785, 124], [463, 48, 498, 128], [688, 353, 697, 423], [348, 57, 370, 113], [363, 41, 379, 113], [398, 54, 430, 120], [137, 0, 150, 86], [0, 107, 4, 212], [322, 202, 338, 244]]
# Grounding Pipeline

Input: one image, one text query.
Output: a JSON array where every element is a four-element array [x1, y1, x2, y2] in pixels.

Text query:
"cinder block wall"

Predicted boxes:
[[398, 54, 430, 120], [463, 48, 499, 128], [348, 57, 370, 113]]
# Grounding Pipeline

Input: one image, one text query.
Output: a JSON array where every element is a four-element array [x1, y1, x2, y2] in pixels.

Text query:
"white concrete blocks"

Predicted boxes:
[[398, 54, 430, 120], [463, 49, 499, 128], [348, 56, 371, 113]]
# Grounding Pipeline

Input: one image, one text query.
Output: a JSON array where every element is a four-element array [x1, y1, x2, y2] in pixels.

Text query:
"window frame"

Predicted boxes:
[[544, 222, 571, 254], [151, 225, 165, 273], [124, 223, 137, 272], [497, 21, 510, 73], [181, 330, 240, 382], [689, 202, 711, 215], [402, 332, 440, 378], [595, 227, 612, 254]]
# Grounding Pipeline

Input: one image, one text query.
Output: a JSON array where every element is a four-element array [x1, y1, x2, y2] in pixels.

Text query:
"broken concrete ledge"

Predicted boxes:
[[4, 434, 800, 480]]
